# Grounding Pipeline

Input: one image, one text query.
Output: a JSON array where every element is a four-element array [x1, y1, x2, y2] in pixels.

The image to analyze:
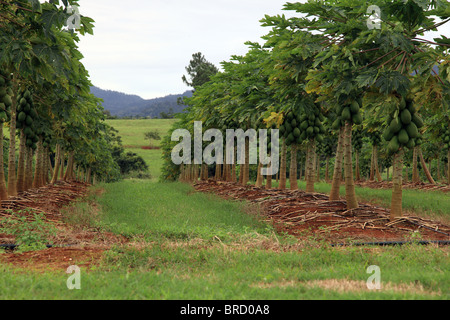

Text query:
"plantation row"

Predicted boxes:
[[161, 1, 450, 220], [0, 1, 128, 203]]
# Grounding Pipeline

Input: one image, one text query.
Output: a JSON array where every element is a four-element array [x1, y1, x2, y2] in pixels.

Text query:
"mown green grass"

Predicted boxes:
[[1, 180, 448, 300], [106, 119, 176, 148], [106, 119, 175, 180], [96, 180, 270, 241]]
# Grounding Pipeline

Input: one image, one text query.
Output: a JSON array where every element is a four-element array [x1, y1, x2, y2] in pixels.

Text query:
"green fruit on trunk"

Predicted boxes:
[[291, 118, 297, 127], [332, 119, 341, 131], [383, 128, 394, 142], [300, 132, 306, 141], [341, 107, 351, 121], [411, 114, 424, 128], [400, 109, 412, 125], [300, 120, 308, 131], [0, 111, 6, 122], [2, 95, 12, 106], [352, 113, 363, 125], [399, 98, 406, 110], [293, 127, 300, 138], [285, 122, 292, 133], [389, 118, 402, 134], [398, 129, 409, 145], [24, 127, 33, 136], [350, 101, 360, 114], [406, 138, 415, 149], [26, 115, 33, 126], [319, 123, 326, 134], [18, 111, 26, 122], [406, 122, 419, 139], [388, 136, 400, 154], [279, 125, 285, 135], [287, 112, 294, 121], [407, 101, 416, 114], [318, 113, 325, 122], [306, 126, 314, 136]]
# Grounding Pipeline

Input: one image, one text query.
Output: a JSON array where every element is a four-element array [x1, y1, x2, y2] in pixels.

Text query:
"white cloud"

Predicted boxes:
[[76, 0, 450, 99]]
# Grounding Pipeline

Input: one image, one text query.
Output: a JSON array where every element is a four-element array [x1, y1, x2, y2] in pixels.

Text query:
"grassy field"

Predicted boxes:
[[1, 119, 448, 301], [1, 180, 448, 300], [106, 119, 175, 180]]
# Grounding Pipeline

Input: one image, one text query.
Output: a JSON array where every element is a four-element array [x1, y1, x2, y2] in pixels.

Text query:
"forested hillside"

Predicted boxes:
[[91, 86, 192, 118]]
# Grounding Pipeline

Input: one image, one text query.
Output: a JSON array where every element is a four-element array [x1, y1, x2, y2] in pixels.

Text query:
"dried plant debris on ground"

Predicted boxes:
[[194, 180, 450, 244], [0, 181, 126, 272], [355, 180, 450, 193]]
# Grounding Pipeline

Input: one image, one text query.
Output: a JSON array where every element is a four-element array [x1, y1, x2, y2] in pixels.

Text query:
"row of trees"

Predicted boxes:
[[161, 0, 450, 221], [0, 1, 126, 203]]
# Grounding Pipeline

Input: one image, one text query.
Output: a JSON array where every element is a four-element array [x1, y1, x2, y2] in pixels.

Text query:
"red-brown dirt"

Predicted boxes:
[[0, 181, 126, 272], [193, 180, 450, 245]]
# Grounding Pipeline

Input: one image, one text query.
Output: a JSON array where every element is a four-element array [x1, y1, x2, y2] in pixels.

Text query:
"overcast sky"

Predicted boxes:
[[76, 0, 450, 100]]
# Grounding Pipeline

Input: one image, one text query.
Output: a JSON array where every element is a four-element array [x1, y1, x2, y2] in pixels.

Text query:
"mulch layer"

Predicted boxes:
[[0, 181, 126, 272], [194, 180, 450, 245]]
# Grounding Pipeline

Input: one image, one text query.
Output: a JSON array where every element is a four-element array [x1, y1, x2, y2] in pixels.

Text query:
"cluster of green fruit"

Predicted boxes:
[[16, 89, 39, 149], [352, 127, 364, 151], [0, 71, 12, 122], [443, 127, 450, 150], [279, 108, 326, 146], [383, 97, 423, 154], [332, 100, 363, 130]]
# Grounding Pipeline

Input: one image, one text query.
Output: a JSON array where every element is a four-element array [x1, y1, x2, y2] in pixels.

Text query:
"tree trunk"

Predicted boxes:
[[412, 147, 420, 183], [59, 151, 65, 181], [16, 130, 26, 193], [278, 138, 287, 189], [243, 140, 249, 185], [306, 141, 316, 193], [0, 123, 8, 200], [329, 127, 345, 201], [51, 143, 61, 184], [390, 150, 404, 220], [418, 147, 436, 184], [86, 167, 91, 184], [7, 73, 18, 197], [290, 144, 298, 190], [355, 151, 361, 181], [32, 138, 43, 189], [343, 122, 358, 210], [25, 147, 33, 190], [265, 152, 272, 189], [436, 157, 441, 182], [215, 163, 221, 181], [369, 146, 375, 181], [255, 161, 263, 187]]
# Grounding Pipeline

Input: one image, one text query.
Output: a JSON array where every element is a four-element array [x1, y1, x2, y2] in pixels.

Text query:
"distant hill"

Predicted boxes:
[[91, 86, 193, 118]]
